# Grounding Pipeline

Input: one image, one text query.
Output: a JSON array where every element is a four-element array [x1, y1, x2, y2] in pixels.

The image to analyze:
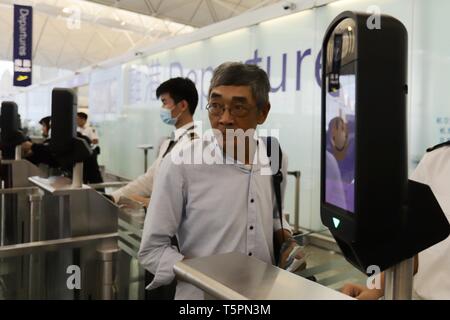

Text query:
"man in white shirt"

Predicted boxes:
[[138, 62, 302, 299], [111, 77, 199, 207], [76, 112, 99, 145], [341, 141, 450, 299]]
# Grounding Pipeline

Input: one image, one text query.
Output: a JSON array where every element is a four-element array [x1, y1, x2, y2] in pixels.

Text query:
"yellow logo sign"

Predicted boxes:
[[16, 75, 29, 81]]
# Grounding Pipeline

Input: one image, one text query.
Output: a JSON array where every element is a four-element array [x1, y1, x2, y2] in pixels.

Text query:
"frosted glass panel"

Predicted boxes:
[[8, 0, 450, 231]]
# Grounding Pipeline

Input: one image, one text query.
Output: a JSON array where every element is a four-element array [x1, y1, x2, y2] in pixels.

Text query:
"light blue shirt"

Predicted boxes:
[[138, 137, 291, 299]]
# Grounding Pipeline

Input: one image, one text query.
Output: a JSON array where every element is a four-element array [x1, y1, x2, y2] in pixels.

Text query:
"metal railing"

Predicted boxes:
[[87, 181, 130, 189], [0, 233, 118, 258], [0, 187, 42, 246], [0, 186, 39, 195]]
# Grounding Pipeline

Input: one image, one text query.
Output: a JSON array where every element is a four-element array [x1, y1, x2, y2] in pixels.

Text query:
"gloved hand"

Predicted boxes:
[[278, 238, 307, 273], [117, 196, 147, 211], [21, 141, 33, 157]]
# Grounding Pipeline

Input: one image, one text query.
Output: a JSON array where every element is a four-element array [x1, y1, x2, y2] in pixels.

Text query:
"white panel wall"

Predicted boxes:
[[4, 0, 450, 231]]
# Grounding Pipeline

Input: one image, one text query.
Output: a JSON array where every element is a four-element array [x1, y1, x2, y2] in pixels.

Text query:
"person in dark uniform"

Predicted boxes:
[[21, 129, 104, 184]]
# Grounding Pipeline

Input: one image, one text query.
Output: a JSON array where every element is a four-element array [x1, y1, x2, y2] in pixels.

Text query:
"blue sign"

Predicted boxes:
[[13, 5, 33, 87]]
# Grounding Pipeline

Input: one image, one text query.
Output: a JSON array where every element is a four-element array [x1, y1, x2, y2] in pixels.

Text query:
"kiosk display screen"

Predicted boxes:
[[325, 72, 356, 213]]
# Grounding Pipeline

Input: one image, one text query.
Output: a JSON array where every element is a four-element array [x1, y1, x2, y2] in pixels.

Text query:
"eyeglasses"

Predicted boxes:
[[206, 102, 253, 118]]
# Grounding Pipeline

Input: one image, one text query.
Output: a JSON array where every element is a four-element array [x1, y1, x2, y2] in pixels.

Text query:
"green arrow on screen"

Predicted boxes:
[[333, 217, 341, 229]]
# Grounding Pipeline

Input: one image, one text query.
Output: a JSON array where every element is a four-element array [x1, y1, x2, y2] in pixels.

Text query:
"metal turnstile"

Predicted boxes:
[[24, 175, 121, 299], [174, 252, 355, 300], [89, 180, 146, 300]]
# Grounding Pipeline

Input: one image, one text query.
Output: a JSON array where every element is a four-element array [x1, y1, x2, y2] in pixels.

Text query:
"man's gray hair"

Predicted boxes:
[[209, 62, 271, 110]]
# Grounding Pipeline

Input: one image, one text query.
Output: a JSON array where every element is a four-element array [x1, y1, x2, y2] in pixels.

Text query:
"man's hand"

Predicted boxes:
[[129, 195, 150, 208], [21, 141, 33, 157], [341, 283, 384, 300], [278, 238, 307, 272], [117, 196, 148, 211]]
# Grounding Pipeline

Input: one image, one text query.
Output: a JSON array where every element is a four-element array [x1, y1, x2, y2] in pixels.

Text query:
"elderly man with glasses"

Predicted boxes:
[[138, 62, 302, 300]]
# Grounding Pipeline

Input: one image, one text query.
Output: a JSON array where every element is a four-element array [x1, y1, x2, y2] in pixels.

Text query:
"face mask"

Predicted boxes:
[[160, 107, 181, 126]]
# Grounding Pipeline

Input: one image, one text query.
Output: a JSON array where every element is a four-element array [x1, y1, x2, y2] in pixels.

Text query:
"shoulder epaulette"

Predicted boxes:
[[426, 140, 450, 153], [188, 132, 198, 140]]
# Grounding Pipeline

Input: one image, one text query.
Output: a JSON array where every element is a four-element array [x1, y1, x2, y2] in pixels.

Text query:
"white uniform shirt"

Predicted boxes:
[[411, 146, 450, 299], [111, 122, 196, 202], [77, 125, 99, 144], [138, 137, 292, 299]]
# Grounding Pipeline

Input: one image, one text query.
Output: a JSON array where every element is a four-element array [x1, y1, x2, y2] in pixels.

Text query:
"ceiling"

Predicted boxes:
[[0, 0, 281, 73], [86, 0, 281, 28]]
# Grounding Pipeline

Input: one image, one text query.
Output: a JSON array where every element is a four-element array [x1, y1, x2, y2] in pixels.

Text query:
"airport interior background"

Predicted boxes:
[[0, 0, 449, 301]]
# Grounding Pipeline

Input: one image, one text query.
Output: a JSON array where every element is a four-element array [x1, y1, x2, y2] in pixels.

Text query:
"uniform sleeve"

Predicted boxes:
[[273, 152, 293, 233], [28, 143, 55, 166], [410, 152, 430, 184], [137, 155, 185, 289], [111, 140, 169, 202], [111, 162, 156, 202]]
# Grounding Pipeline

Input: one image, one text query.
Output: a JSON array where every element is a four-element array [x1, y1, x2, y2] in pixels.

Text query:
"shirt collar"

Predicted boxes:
[[208, 136, 271, 173], [173, 121, 195, 141]]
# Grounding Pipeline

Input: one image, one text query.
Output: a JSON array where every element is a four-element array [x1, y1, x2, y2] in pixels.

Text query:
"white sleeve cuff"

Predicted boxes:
[[145, 246, 184, 290]]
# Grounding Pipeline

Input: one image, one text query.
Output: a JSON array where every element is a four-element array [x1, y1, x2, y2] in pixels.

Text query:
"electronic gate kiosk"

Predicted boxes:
[[27, 89, 120, 299], [320, 12, 450, 299]]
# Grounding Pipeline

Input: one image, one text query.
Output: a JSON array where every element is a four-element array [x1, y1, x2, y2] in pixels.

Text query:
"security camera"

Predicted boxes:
[[282, 2, 296, 10]]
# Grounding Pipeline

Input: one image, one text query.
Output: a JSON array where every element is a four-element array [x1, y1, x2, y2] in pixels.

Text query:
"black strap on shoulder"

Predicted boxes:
[[162, 139, 176, 158], [263, 136, 285, 247], [426, 140, 450, 153], [162, 125, 196, 158], [188, 131, 197, 140]]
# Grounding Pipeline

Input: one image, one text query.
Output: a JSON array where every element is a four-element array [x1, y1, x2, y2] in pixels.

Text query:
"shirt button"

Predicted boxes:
[[250, 199, 254, 203], [249, 226, 254, 230], [248, 252, 252, 256]]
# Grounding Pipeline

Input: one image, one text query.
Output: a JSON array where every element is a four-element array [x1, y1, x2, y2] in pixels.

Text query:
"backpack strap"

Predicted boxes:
[[262, 136, 285, 263], [426, 140, 450, 153]]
